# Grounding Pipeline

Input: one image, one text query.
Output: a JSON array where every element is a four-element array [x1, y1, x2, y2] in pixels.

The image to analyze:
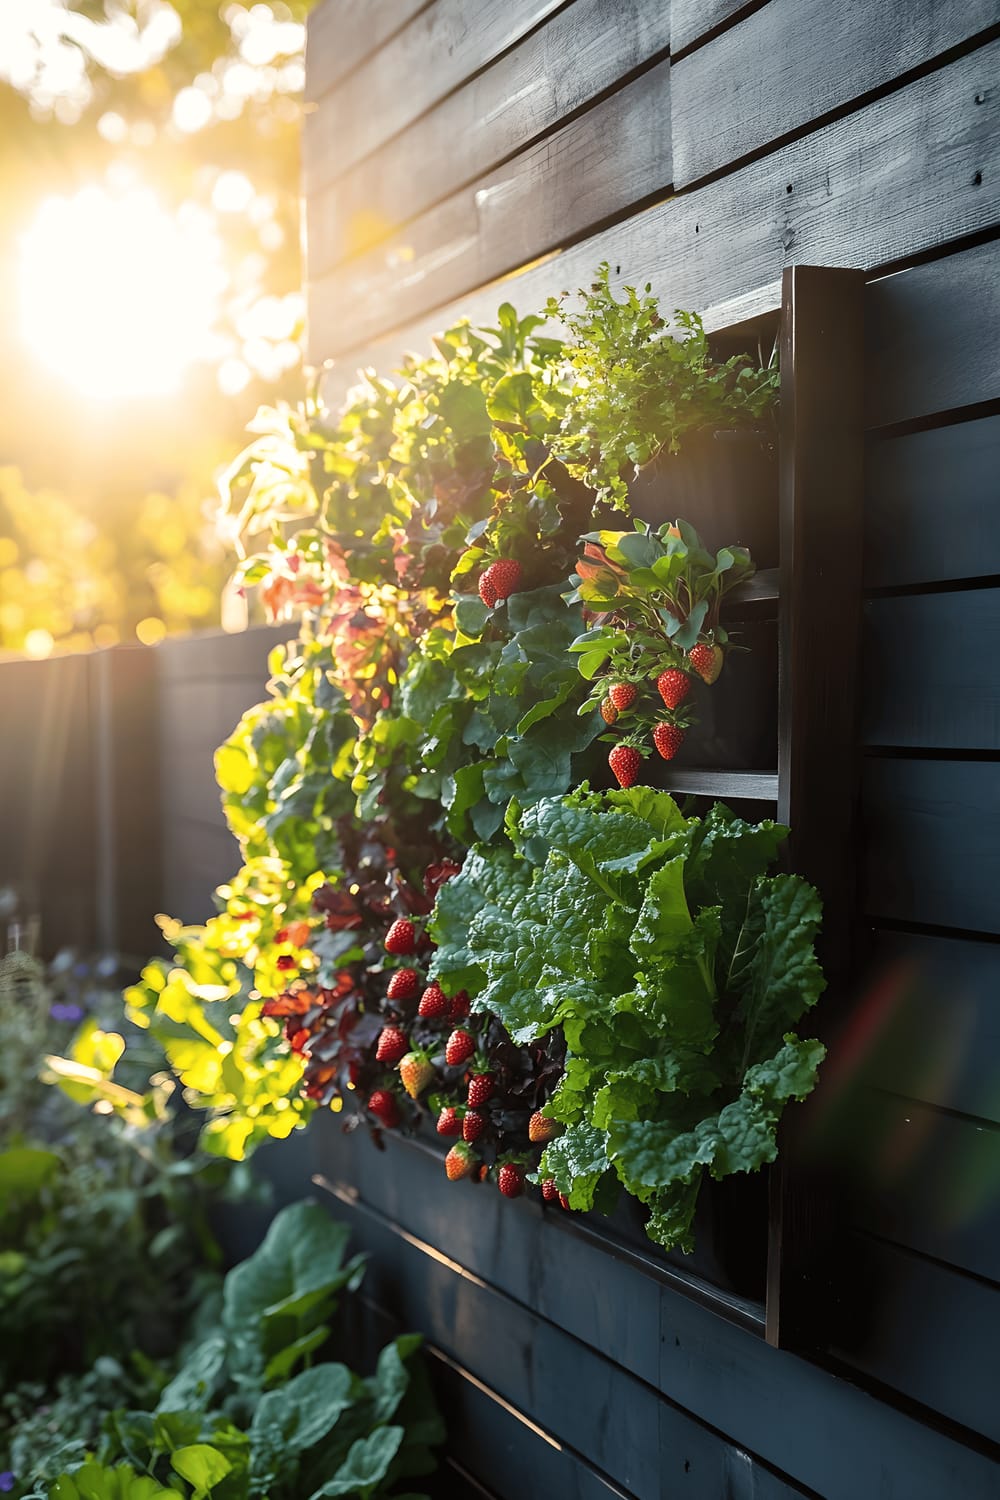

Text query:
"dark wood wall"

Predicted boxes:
[[304, 2, 1000, 1495]]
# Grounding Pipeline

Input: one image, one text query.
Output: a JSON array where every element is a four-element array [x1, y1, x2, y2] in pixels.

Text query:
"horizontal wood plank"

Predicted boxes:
[[304, 0, 671, 244], [865, 237, 1000, 429], [308, 59, 672, 348], [304, 0, 573, 186], [670, 0, 758, 58], [671, 0, 999, 186], [304, 0, 433, 103], [313, 39, 1000, 384], [862, 589, 1000, 749], [156, 625, 292, 682], [865, 416, 1000, 588], [862, 759, 1000, 932]]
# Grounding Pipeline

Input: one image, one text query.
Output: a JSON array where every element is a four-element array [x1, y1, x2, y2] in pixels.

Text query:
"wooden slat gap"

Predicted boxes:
[[670, 0, 770, 64], [853, 1223, 1000, 1297], [863, 745, 1000, 763], [865, 573, 1000, 602], [871, 1086, 1000, 1137], [866, 392, 1000, 441], [871, 916, 1000, 947], [304, 0, 437, 105]]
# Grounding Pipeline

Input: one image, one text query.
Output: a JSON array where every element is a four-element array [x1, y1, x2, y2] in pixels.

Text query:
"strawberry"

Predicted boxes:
[[384, 918, 416, 955], [467, 1072, 495, 1107], [478, 572, 498, 608], [558, 1193, 572, 1211], [436, 1106, 462, 1136], [445, 1142, 476, 1181], [463, 1108, 487, 1142], [528, 1111, 558, 1144], [367, 1089, 400, 1127], [445, 1028, 476, 1066], [656, 668, 691, 709], [418, 982, 449, 1019], [399, 1051, 434, 1099], [375, 1025, 409, 1064], [387, 967, 419, 1000], [541, 1177, 558, 1202], [448, 990, 471, 1021], [608, 682, 637, 711], [689, 641, 724, 685], [600, 697, 618, 725], [498, 1162, 525, 1198], [484, 558, 523, 601], [608, 744, 642, 788], [653, 722, 685, 760]]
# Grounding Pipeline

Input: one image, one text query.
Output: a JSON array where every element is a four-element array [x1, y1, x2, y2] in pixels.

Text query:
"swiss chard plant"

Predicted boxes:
[[429, 788, 825, 1250]]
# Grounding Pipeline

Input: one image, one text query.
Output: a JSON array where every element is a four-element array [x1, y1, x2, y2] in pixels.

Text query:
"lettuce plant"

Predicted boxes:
[[430, 788, 825, 1250]]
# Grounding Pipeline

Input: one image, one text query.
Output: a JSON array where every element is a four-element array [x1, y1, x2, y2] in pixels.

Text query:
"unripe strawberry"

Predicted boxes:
[[448, 990, 471, 1021], [609, 744, 642, 788], [653, 721, 685, 760], [656, 668, 691, 709], [498, 1162, 525, 1198], [484, 558, 523, 601], [375, 1025, 409, 1064], [600, 697, 618, 725], [467, 1072, 495, 1107], [445, 1028, 476, 1066], [418, 982, 449, 1019], [367, 1089, 400, 1127], [445, 1142, 476, 1180], [436, 1106, 462, 1136], [608, 682, 637, 711], [541, 1177, 558, 1202], [384, 918, 416, 955], [399, 1051, 434, 1099], [528, 1111, 559, 1144], [463, 1108, 487, 1142], [689, 642, 724, 685], [387, 967, 419, 1000]]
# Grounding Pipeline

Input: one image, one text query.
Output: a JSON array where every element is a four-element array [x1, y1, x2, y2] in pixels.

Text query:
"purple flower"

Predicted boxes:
[[50, 1002, 85, 1023], [0, 1470, 15, 1491]]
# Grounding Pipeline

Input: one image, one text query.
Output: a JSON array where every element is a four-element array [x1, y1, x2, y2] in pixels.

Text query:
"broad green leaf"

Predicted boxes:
[[171, 1444, 232, 1497], [315, 1425, 405, 1498]]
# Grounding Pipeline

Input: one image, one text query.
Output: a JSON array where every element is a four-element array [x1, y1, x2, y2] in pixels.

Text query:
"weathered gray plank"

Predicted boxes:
[[863, 589, 1000, 750], [308, 59, 672, 349], [671, 0, 998, 186], [863, 759, 1000, 933], [305, 0, 573, 185], [304, 0, 670, 250], [670, 0, 757, 57], [304, 0, 433, 103], [312, 39, 1000, 380], [865, 237, 1000, 429], [156, 624, 291, 682], [865, 416, 1000, 589]]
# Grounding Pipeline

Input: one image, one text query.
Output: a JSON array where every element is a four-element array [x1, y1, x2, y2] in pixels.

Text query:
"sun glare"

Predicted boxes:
[[19, 185, 228, 400]]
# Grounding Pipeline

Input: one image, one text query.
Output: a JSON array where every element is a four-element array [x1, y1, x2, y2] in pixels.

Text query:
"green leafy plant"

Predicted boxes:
[[429, 788, 825, 1250]]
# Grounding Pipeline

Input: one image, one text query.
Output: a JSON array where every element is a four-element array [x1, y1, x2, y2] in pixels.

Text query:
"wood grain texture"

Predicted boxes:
[[866, 237, 1000, 428], [313, 39, 1000, 380], [670, 0, 759, 57], [304, 0, 432, 103], [304, 0, 572, 185], [307, 59, 672, 350], [305, 0, 670, 240], [863, 759, 1000, 932], [671, 0, 999, 186], [865, 416, 1000, 588], [866, 931, 1000, 1123], [863, 589, 1000, 749], [311, 1120, 1000, 1498]]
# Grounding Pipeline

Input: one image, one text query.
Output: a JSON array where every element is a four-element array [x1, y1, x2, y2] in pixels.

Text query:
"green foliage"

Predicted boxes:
[[430, 789, 825, 1249]]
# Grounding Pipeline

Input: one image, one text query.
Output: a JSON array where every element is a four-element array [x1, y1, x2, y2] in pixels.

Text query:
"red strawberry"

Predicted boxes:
[[418, 982, 449, 1019], [445, 1142, 476, 1181], [445, 1028, 476, 1066], [448, 990, 471, 1021], [399, 1051, 434, 1099], [558, 1193, 572, 1211], [541, 1177, 558, 1203], [528, 1111, 558, 1144], [436, 1106, 462, 1136], [600, 697, 618, 725], [609, 744, 642, 788], [653, 722, 685, 761], [498, 1162, 525, 1198], [478, 572, 498, 608], [467, 1072, 495, 1107], [367, 1089, 400, 1127], [689, 641, 724, 685], [656, 668, 691, 709], [387, 967, 419, 1000], [608, 682, 637, 711], [384, 919, 416, 955], [463, 1108, 487, 1142], [376, 1025, 409, 1064], [485, 558, 523, 601]]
